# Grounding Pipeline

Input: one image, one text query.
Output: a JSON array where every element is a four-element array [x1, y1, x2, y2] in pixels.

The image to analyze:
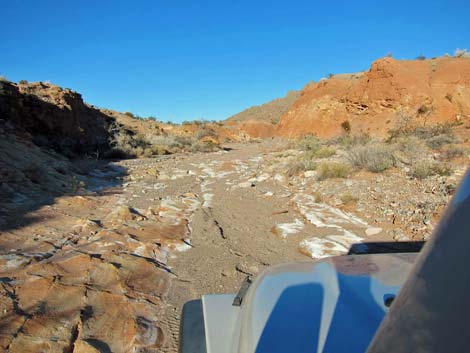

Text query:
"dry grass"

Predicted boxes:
[[347, 144, 396, 173], [340, 193, 359, 205], [388, 122, 457, 150], [105, 129, 220, 159], [330, 133, 371, 147], [316, 162, 351, 181], [286, 158, 317, 176], [411, 161, 453, 179], [441, 145, 466, 160], [297, 135, 321, 152], [312, 147, 336, 158], [394, 136, 428, 164]]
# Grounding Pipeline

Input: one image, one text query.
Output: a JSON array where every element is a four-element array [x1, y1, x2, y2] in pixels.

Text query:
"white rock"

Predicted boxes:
[[304, 171, 316, 178], [365, 227, 383, 236]]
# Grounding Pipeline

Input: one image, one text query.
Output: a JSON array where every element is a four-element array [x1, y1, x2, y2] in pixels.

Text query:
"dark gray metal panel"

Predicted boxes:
[[367, 167, 470, 353], [179, 299, 207, 353]]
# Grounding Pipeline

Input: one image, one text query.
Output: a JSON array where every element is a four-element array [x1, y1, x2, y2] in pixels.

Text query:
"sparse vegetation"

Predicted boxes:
[[441, 145, 465, 160], [417, 104, 432, 115], [416, 55, 426, 60], [271, 116, 281, 125], [311, 147, 336, 158], [330, 133, 371, 147], [347, 144, 396, 172], [316, 162, 351, 181], [388, 122, 457, 149], [340, 193, 359, 205], [411, 161, 452, 179], [194, 126, 217, 140], [286, 157, 317, 176], [394, 136, 427, 164], [124, 112, 135, 118], [297, 135, 321, 152], [18, 80, 28, 84]]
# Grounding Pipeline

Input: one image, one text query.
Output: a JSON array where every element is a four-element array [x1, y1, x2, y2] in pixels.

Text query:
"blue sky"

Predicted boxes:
[[1, 0, 469, 122]]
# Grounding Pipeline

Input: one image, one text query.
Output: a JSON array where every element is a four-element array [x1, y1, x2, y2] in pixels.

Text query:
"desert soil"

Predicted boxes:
[[0, 140, 460, 353]]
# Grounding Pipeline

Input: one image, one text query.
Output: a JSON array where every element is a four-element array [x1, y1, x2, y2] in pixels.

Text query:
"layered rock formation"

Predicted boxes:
[[277, 57, 470, 138]]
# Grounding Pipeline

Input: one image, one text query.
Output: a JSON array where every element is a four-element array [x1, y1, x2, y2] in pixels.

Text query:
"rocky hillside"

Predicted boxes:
[[227, 90, 300, 124], [0, 80, 114, 155], [224, 90, 300, 138], [0, 79, 230, 229], [277, 57, 470, 138]]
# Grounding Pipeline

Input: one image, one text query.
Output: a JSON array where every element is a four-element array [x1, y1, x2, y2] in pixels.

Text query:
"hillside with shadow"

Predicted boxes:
[[0, 79, 129, 232]]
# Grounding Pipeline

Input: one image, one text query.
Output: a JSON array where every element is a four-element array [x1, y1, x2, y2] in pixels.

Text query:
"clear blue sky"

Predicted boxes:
[[1, 0, 469, 123]]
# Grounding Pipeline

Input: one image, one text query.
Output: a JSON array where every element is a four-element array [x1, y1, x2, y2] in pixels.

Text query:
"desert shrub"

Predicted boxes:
[[416, 55, 426, 60], [347, 144, 396, 172], [103, 148, 134, 159], [286, 157, 317, 176], [316, 162, 351, 181], [425, 134, 456, 149], [417, 104, 432, 115], [286, 161, 306, 176], [340, 193, 359, 205], [454, 48, 470, 58], [124, 112, 134, 118], [297, 135, 321, 152], [312, 147, 336, 158], [331, 133, 371, 147], [313, 191, 323, 203], [271, 116, 281, 125], [441, 145, 465, 160], [394, 136, 428, 164], [195, 126, 217, 140], [411, 161, 453, 179], [388, 122, 456, 149], [18, 79, 28, 84], [341, 120, 351, 133], [190, 141, 220, 153], [108, 132, 152, 158]]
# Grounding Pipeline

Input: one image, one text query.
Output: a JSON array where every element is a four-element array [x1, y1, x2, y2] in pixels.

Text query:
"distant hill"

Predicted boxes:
[[226, 90, 301, 124]]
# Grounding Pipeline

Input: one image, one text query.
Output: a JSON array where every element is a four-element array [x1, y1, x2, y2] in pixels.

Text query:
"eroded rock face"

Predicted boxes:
[[0, 161, 200, 352], [0, 80, 113, 154], [278, 57, 470, 138]]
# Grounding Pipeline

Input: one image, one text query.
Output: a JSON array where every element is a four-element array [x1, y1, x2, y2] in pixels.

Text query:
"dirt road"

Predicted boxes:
[[1, 141, 447, 352]]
